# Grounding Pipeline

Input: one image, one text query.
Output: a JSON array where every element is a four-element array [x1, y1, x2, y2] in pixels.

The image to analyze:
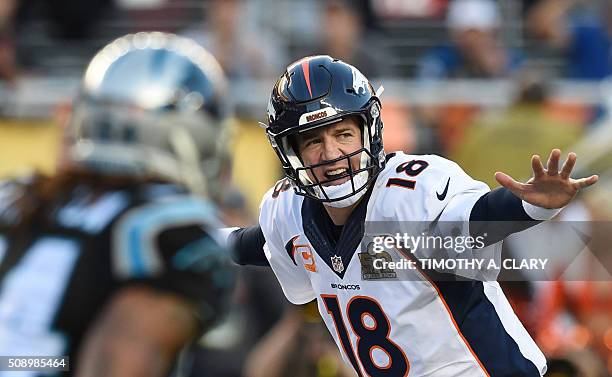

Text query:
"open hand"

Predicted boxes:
[[495, 149, 598, 209]]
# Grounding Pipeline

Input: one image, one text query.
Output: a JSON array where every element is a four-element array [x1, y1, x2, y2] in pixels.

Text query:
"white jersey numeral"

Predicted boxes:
[[0, 237, 80, 376]]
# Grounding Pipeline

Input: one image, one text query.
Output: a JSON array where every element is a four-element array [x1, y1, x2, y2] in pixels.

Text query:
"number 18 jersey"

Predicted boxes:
[[259, 152, 547, 377]]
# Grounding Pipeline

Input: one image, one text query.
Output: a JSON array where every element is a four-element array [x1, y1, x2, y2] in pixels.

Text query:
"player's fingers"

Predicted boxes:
[[560, 152, 576, 179], [531, 155, 545, 178], [546, 149, 561, 176], [495, 172, 529, 195], [572, 175, 599, 189]]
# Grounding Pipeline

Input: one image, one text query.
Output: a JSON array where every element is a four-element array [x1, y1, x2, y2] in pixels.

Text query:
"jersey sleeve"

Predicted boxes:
[[426, 155, 491, 223], [381, 154, 490, 223], [424, 156, 502, 280], [380, 154, 500, 280], [258, 183, 316, 305], [111, 197, 235, 331]]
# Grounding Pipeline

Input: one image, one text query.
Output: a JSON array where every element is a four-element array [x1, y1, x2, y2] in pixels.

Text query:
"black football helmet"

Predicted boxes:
[[265, 55, 385, 206]]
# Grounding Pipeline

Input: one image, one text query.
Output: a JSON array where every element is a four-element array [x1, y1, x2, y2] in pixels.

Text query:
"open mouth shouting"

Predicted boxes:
[[321, 166, 350, 186]]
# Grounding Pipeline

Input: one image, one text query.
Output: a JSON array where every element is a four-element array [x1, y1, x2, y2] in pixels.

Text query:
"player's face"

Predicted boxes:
[[296, 117, 362, 186]]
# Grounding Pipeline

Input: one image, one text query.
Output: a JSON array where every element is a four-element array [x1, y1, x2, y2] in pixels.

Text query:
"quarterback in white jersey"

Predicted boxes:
[[223, 56, 598, 377]]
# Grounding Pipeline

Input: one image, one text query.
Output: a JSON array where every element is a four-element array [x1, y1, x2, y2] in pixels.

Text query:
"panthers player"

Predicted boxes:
[[223, 56, 598, 377], [0, 33, 234, 376]]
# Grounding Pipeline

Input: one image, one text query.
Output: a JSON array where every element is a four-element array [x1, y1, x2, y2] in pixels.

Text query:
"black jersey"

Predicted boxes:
[[0, 178, 234, 376]]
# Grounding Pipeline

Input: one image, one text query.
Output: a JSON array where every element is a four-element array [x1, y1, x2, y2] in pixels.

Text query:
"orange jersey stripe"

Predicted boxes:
[[397, 248, 491, 377]]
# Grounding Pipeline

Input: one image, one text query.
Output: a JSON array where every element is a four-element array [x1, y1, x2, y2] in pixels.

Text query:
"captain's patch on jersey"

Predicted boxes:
[[285, 235, 317, 272]]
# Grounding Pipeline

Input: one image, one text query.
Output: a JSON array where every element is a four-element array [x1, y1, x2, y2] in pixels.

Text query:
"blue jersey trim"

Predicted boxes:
[[432, 278, 541, 377], [115, 198, 218, 278]]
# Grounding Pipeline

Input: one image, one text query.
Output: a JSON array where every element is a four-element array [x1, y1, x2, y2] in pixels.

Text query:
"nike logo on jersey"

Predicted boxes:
[[437, 178, 450, 201]]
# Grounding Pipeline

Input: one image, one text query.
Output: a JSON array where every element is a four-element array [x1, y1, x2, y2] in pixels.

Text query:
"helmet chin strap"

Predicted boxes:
[[315, 170, 369, 208]]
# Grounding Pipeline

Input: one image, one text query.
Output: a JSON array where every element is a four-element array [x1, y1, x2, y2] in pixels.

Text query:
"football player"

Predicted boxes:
[[0, 32, 234, 377], [221, 56, 598, 377]]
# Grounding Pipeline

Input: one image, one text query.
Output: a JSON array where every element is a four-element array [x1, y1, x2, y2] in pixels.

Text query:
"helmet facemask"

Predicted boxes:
[[273, 102, 384, 207], [68, 98, 230, 198]]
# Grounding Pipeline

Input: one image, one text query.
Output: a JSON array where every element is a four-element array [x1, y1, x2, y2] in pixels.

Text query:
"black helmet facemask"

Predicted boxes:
[[265, 56, 386, 207]]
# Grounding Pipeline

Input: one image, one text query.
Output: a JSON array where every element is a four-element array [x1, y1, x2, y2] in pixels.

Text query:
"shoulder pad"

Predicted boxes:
[[260, 178, 298, 213], [112, 196, 222, 278], [259, 178, 303, 238]]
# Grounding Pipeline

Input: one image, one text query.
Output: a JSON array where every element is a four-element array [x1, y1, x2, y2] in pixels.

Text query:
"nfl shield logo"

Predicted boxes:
[[331, 255, 344, 273]]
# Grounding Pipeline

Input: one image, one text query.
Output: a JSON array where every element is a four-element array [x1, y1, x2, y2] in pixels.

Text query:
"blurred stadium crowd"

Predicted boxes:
[[0, 0, 611, 376]]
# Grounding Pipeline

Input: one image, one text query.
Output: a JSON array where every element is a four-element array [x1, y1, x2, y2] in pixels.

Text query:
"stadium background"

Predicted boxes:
[[0, 0, 611, 376]]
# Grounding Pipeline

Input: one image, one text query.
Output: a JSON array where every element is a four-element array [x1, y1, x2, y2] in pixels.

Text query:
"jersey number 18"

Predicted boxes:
[[322, 294, 409, 377]]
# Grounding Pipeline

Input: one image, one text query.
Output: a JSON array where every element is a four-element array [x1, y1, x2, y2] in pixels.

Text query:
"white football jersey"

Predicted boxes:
[[259, 152, 547, 377]]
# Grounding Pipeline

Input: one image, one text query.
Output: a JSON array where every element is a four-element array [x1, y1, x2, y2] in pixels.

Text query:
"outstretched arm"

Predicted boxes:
[[469, 149, 597, 244], [217, 226, 269, 266], [495, 149, 598, 210]]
